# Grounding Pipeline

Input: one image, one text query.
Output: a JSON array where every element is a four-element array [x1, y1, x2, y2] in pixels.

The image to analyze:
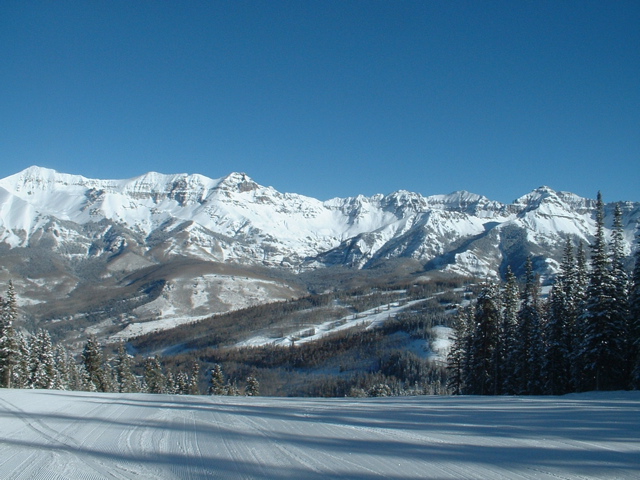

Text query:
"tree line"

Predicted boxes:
[[448, 193, 640, 395], [0, 281, 259, 396]]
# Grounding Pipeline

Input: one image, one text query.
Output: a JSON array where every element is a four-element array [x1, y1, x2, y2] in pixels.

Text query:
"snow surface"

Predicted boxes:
[[0, 389, 638, 479]]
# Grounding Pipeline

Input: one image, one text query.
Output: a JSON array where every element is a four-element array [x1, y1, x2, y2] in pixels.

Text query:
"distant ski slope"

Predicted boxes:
[[0, 389, 638, 479]]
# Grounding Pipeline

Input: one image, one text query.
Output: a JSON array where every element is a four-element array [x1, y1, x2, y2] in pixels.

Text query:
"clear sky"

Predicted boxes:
[[1, 1, 638, 203]]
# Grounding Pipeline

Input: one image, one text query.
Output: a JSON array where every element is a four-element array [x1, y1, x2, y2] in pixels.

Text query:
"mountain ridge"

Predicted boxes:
[[0, 166, 638, 342]]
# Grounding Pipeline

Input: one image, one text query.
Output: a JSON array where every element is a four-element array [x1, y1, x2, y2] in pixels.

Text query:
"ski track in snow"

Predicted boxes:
[[0, 390, 639, 479]]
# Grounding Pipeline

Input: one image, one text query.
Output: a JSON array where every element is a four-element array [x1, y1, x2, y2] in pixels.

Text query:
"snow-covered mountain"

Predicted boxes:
[[0, 166, 638, 339]]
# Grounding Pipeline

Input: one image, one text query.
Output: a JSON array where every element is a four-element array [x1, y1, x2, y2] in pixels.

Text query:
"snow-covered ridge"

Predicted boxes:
[[0, 166, 638, 280]]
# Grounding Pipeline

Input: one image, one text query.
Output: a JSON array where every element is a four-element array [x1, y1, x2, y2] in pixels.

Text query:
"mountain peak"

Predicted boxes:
[[217, 172, 259, 193]]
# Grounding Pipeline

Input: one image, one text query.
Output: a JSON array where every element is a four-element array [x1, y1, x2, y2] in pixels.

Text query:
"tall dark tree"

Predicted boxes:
[[511, 257, 543, 395], [30, 329, 56, 389], [188, 362, 201, 395], [0, 281, 21, 388], [82, 335, 110, 392], [630, 223, 640, 389], [610, 204, 631, 383], [144, 356, 166, 394], [578, 192, 626, 390], [209, 364, 226, 395], [466, 282, 501, 395], [499, 267, 519, 394], [543, 239, 578, 394], [447, 306, 473, 395], [114, 342, 138, 393]]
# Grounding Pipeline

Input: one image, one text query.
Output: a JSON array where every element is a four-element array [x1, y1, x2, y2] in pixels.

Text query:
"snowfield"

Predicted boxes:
[[0, 390, 638, 479]]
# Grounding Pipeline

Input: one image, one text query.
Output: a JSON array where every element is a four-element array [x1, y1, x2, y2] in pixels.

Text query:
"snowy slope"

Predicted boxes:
[[1, 166, 639, 340], [0, 389, 638, 479], [2, 167, 637, 276]]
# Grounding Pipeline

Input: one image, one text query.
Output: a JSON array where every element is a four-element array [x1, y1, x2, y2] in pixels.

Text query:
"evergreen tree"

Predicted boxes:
[[466, 282, 501, 395], [144, 356, 166, 394], [245, 375, 260, 396], [114, 342, 138, 393], [543, 240, 577, 394], [165, 372, 177, 394], [578, 192, 626, 390], [610, 204, 631, 384], [447, 307, 472, 395], [511, 257, 543, 395], [52, 344, 71, 390], [209, 364, 226, 395], [82, 335, 110, 392], [30, 329, 56, 389], [0, 281, 21, 388], [630, 223, 640, 389], [14, 333, 32, 389], [499, 267, 519, 394], [176, 371, 190, 395], [68, 361, 92, 392], [188, 362, 201, 395]]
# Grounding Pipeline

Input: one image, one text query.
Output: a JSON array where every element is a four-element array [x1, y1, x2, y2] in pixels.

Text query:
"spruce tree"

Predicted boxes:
[[188, 362, 201, 395], [82, 335, 110, 392], [512, 257, 543, 395], [543, 240, 577, 394], [245, 375, 260, 396], [447, 307, 472, 395], [500, 267, 519, 395], [30, 329, 56, 389], [53, 344, 71, 390], [611, 204, 631, 384], [14, 333, 32, 389], [467, 282, 501, 395], [630, 223, 640, 389], [114, 342, 138, 393], [144, 356, 166, 394], [176, 371, 190, 394], [0, 281, 21, 388], [578, 192, 626, 390], [209, 364, 226, 395]]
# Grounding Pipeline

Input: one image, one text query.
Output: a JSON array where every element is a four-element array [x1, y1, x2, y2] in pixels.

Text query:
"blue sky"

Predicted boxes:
[[1, 1, 638, 203]]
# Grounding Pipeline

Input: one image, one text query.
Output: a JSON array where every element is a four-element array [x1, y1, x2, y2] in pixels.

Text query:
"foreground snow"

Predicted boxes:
[[0, 390, 638, 479]]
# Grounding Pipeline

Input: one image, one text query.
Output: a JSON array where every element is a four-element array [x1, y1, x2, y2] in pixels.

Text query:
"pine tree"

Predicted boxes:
[[144, 356, 166, 394], [165, 372, 177, 394], [14, 333, 32, 388], [68, 361, 92, 392], [188, 362, 200, 395], [0, 281, 21, 388], [578, 192, 626, 391], [630, 223, 640, 389], [543, 240, 578, 394], [114, 342, 138, 393], [511, 257, 543, 395], [209, 364, 226, 395], [466, 282, 501, 395], [82, 335, 110, 392], [52, 344, 71, 390], [500, 267, 519, 394], [30, 329, 56, 389], [610, 204, 631, 384], [447, 307, 472, 395], [176, 371, 190, 394], [245, 375, 260, 396]]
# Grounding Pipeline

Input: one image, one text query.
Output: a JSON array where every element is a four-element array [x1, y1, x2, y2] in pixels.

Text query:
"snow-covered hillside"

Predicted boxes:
[[1, 167, 637, 275], [0, 389, 638, 479], [0, 166, 638, 340]]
